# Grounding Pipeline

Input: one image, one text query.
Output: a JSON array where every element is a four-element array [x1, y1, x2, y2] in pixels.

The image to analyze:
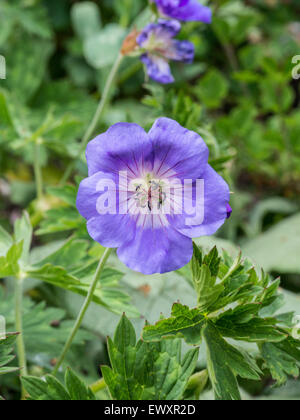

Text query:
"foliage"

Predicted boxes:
[[0, 333, 18, 377], [143, 245, 300, 400], [0, 212, 139, 318], [102, 314, 199, 400], [22, 368, 95, 401]]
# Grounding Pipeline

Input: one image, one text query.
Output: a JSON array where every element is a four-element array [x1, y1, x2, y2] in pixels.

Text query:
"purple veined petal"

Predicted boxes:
[[77, 171, 118, 220], [77, 170, 137, 248], [170, 164, 230, 238], [86, 123, 152, 177], [86, 214, 137, 248], [148, 117, 209, 180], [140, 53, 174, 84], [155, 0, 212, 23], [137, 19, 181, 49], [164, 39, 194, 63], [117, 223, 193, 275]]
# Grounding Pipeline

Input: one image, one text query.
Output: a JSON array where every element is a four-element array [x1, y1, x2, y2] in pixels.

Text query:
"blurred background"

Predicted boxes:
[[0, 0, 300, 400]]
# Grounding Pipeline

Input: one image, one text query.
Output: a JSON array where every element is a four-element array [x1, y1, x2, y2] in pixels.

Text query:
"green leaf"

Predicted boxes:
[[34, 238, 88, 270], [0, 242, 23, 278], [22, 375, 70, 400], [243, 213, 300, 274], [22, 369, 95, 400], [21, 376, 51, 400], [26, 264, 82, 289], [102, 315, 199, 400], [26, 240, 139, 318], [203, 323, 261, 400], [191, 245, 224, 312], [261, 338, 300, 387], [46, 185, 77, 207], [36, 207, 84, 235], [203, 246, 222, 278], [14, 212, 32, 265], [83, 24, 125, 69], [142, 303, 205, 345], [196, 70, 229, 109], [43, 375, 71, 400], [184, 370, 209, 400], [71, 2, 102, 40], [215, 304, 287, 343], [65, 368, 96, 400], [6, 35, 54, 103], [0, 1, 52, 39], [248, 197, 298, 238], [0, 224, 13, 257], [0, 291, 90, 364], [114, 312, 136, 352], [0, 333, 18, 377], [0, 89, 13, 128]]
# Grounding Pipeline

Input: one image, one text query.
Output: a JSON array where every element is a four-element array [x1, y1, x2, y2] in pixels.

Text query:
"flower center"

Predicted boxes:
[[130, 175, 167, 212], [144, 33, 171, 56]]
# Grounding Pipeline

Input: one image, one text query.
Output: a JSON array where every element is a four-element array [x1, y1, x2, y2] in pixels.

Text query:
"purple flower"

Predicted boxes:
[[137, 19, 194, 84], [77, 118, 230, 275], [152, 0, 212, 23]]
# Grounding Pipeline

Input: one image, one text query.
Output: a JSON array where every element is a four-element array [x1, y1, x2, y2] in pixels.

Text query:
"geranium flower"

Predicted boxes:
[[137, 19, 194, 84], [77, 118, 231, 275], [152, 0, 212, 23]]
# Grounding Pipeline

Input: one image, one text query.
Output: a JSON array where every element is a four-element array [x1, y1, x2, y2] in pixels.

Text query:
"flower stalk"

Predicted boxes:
[[52, 247, 112, 376], [15, 275, 28, 399]]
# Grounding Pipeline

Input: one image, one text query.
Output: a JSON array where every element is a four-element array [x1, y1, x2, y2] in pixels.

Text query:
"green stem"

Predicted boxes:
[[60, 54, 124, 185], [33, 140, 43, 200], [15, 277, 28, 399], [90, 378, 107, 394], [52, 248, 113, 376]]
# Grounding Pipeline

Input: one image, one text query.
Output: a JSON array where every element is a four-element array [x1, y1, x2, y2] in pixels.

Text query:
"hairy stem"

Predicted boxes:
[[15, 277, 28, 399], [52, 248, 113, 376], [33, 140, 43, 201], [60, 54, 124, 185]]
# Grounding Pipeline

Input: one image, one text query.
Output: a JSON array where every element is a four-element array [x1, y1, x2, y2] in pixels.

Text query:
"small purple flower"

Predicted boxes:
[[137, 19, 194, 84], [152, 0, 212, 23], [77, 118, 231, 275]]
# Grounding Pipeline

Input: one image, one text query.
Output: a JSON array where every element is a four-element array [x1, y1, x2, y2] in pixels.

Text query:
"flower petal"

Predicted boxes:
[[77, 171, 120, 220], [86, 123, 151, 177], [170, 164, 230, 238], [156, 0, 212, 23], [137, 19, 181, 48], [117, 225, 193, 274], [86, 214, 136, 248], [165, 40, 194, 63], [148, 117, 209, 180], [140, 54, 174, 84], [77, 171, 137, 248]]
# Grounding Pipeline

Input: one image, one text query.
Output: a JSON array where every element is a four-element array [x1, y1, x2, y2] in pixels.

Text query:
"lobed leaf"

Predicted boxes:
[[102, 315, 199, 400]]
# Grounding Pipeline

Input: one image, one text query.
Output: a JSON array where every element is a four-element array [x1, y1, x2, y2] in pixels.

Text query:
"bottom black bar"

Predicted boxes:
[[100, 401, 203, 416]]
